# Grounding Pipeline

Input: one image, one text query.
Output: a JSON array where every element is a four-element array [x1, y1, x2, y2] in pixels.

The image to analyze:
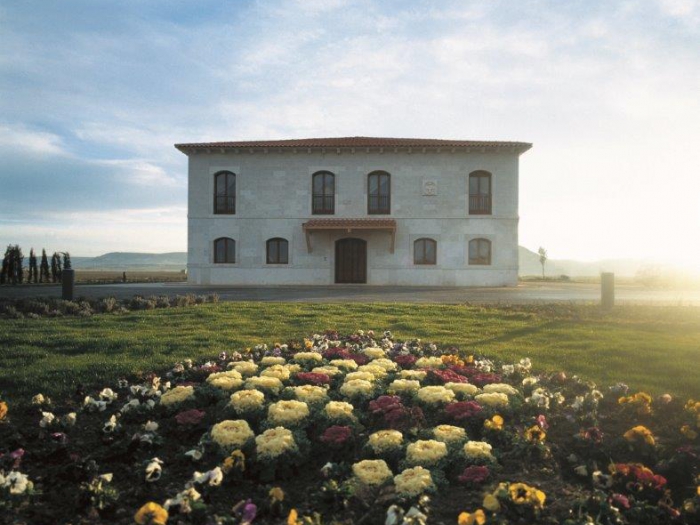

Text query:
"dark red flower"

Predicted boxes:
[[445, 401, 483, 420], [384, 406, 425, 430], [610, 493, 630, 509], [320, 425, 353, 446], [458, 465, 490, 484], [322, 347, 352, 360], [296, 372, 331, 385], [394, 354, 417, 368], [369, 395, 403, 415], [428, 369, 469, 384], [582, 426, 604, 443], [175, 408, 206, 426]]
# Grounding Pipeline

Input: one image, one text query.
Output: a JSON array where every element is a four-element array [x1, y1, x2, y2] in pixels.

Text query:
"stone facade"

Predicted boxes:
[[176, 137, 531, 286]]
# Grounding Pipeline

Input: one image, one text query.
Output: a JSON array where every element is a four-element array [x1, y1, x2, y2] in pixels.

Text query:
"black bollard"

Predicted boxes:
[[62, 269, 75, 301], [601, 272, 614, 309]]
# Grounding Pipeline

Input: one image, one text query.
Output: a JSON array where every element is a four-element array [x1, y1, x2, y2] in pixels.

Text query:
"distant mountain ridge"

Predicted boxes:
[[72, 249, 648, 276], [72, 252, 187, 271]]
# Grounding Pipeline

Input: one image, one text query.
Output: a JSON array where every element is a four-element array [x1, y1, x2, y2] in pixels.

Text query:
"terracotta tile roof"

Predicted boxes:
[[303, 218, 397, 230], [175, 136, 531, 154]]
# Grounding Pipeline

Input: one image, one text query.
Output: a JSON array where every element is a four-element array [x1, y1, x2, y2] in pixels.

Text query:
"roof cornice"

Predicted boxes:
[[174, 136, 532, 156]]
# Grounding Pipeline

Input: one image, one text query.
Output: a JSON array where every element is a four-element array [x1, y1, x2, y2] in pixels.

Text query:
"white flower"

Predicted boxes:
[[352, 459, 393, 486], [417, 386, 456, 405], [185, 449, 203, 461], [474, 359, 495, 372], [388, 379, 421, 395], [228, 361, 259, 377], [99, 388, 118, 404], [516, 358, 532, 374], [501, 365, 515, 376], [103, 414, 119, 433], [522, 376, 539, 387], [143, 421, 159, 432], [394, 466, 434, 496], [192, 467, 223, 486], [160, 385, 195, 407], [340, 379, 374, 398], [433, 425, 467, 443], [527, 388, 551, 410], [210, 420, 255, 449], [83, 396, 107, 412], [1, 471, 33, 495], [324, 401, 355, 420], [368, 430, 404, 454], [445, 382, 479, 396], [31, 393, 49, 405], [362, 347, 386, 360], [145, 458, 164, 482], [206, 370, 244, 390], [164, 487, 201, 513], [574, 465, 588, 476], [475, 392, 509, 408], [406, 440, 448, 466], [267, 400, 310, 426], [62, 412, 77, 427], [120, 399, 139, 413], [463, 441, 495, 460], [255, 427, 297, 459], [39, 411, 56, 428]]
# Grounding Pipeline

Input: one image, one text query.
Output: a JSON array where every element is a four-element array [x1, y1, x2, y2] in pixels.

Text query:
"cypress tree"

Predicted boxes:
[[51, 253, 58, 283], [14, 246, 24, 284], [63, 252, 72, 270], [29, 248, 38, 283], [0, 245, 9, 284], [40, 249, 50, 283]]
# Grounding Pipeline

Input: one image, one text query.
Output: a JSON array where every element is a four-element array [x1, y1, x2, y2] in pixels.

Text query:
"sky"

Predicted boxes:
[[1, 0, 699, 269]]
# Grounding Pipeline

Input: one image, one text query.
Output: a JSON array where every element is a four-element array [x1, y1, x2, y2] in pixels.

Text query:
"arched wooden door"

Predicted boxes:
[[335, 238, 367, 283]]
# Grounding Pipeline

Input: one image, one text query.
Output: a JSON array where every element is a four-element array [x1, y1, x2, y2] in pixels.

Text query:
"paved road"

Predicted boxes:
[[2, 281, 700, 305]]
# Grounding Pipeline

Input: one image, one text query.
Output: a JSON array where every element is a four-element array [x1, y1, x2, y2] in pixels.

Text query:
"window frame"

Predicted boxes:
[[468, 238, 491, 265], [213, 237, 236, 264], [414, 238, 437, 265], [311, 171, 335, 215], [214, 171, 236, 215], [468, 171, 492, 215], [367, 171, 391, 215], [266, 237, 289, 265]]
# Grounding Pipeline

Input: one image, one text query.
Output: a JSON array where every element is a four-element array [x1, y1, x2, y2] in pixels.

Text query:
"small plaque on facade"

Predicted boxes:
[[422, 179, 438, 196]]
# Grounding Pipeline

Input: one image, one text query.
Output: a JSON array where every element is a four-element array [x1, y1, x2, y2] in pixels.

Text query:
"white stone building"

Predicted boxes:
[[175, 137, 531, 286]]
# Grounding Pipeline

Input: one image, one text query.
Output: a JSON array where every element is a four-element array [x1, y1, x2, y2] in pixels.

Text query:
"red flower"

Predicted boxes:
[[582, 426, 604, 443], [535, 414, 549, 430], [394, 354, 417, 368], [296, 372, 331, 385], [610, 493, 630, 509], [445, 401, 483, 420], [458, 465, 490, 484], [384, 406, 425, 430], [175, 408, 206, 426], [369, 395, 403, 415], [322, 348, 352, 360], [320, 425, 353, 445], [428, 369, 469, 384]]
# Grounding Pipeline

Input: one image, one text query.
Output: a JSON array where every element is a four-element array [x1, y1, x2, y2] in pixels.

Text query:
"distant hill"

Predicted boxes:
[[519, 246, 645, 277], [72, 252, 187, 271], [70, 249, 647, 277]]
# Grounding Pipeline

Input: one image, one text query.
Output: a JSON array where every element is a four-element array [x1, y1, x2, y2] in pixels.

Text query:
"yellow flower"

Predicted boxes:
[[352, 459, 393, 486], [0, 401, 8, 421], [524, 425, 546, 443], [222, 450, 245, 473], [484, 415, 503, 431], [304, 339, 313, 349], [508, 483, 546, 508], [681, 425, 698, 440], [134, 502, 168, 525], [618, 392, 652, 415], [482, 494, 500, 511], [458, 509, 486, 525], [269, 486, 285, 504], [623, 425, 655, 446]]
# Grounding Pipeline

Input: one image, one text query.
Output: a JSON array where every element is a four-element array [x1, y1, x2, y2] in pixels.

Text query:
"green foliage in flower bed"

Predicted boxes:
[[1, 303, 699, 404], [1, 331, 699, 524]]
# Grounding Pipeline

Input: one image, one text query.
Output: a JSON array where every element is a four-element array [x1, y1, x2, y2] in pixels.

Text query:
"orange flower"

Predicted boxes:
[[458, 509, 486, 525], [222, 450, 246, 473], [0, 401, 8, 421], [287, 509, 300, 525], [623, 425, 655, 446], [134, 502, 168, 525]]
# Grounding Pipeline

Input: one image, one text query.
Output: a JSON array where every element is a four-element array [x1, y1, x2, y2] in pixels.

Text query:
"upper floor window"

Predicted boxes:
[[414, 238, 437, 265], [469, 238, 491, 265], [368, 171, 391, 214], [469, 171, 492, 215], [266, 238, 289, 264], [214, 171, 236, 214], [312, 171, 335, 214], [214, 237, 236, 263]]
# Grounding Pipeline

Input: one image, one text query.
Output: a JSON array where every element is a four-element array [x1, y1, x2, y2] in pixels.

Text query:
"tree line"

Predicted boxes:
[[0, 245, 72, 285]]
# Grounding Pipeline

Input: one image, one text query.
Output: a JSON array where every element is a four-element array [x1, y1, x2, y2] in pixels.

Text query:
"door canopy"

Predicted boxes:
[[302, 218, 396, 253]]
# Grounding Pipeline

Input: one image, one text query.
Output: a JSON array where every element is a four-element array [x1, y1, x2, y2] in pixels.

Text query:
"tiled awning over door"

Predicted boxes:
[[301, 218, 397, 253]]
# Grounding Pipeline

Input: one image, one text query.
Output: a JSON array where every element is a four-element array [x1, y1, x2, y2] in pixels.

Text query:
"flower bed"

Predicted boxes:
[[1, 330, 699, 524]]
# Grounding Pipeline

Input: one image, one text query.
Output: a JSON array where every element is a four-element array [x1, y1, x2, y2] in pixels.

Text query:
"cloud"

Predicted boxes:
[[0, 125, 68, 156]]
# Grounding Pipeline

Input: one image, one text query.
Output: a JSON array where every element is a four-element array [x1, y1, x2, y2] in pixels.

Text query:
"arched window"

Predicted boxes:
[[266, 238, 289, 264], [368, 171, 391, 214], [414, 238, 437, 265], [469, 171, 491, 215], [469, 238, 491, 265], [312, 171, 335, 214], [214, 171, 236, 214], [214, 237, 235, 263]]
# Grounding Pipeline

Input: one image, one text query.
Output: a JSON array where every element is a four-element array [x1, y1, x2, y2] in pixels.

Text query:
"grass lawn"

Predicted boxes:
[[1, 302, 699, 402]]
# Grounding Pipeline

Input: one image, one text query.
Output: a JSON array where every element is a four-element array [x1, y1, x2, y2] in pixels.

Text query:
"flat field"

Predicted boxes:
[[1, 303, 699, 402], [74, 270, 186, 283]]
